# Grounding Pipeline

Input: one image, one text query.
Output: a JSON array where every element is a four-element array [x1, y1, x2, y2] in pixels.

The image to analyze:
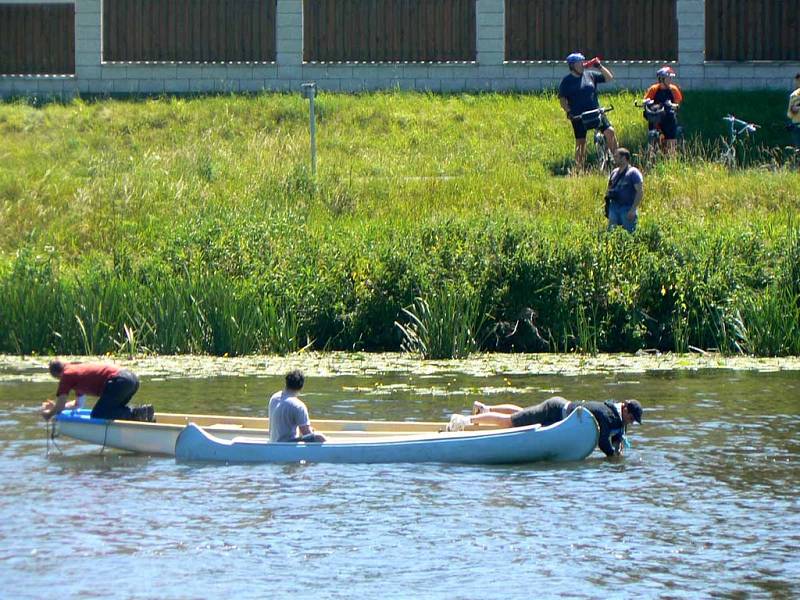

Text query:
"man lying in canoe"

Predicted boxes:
[[40, 360, 155, 422], [269, 370, 327, 443], [446, 396, 642, 457]]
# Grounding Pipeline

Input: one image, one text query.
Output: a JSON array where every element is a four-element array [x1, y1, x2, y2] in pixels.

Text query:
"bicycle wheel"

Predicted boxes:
[[646, 131, 660, 165], [719, 145, 736, 169], [594, 132, 612, 172]]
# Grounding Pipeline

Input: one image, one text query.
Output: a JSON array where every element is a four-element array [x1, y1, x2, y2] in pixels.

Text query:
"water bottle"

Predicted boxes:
[[583, 56, 602, 68]]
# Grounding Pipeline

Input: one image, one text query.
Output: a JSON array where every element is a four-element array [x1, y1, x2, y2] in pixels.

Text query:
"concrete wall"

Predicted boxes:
[[1, 0, 799, 98]]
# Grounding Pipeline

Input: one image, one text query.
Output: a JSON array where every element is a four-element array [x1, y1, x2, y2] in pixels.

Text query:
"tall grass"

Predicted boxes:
[[1, 91, 799, 356], [396, 292, 488, 359]]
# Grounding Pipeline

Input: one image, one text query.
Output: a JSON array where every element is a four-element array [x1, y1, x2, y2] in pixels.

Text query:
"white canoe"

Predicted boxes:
[[174, 406, 600, 464], [54, 409, 461, 456]]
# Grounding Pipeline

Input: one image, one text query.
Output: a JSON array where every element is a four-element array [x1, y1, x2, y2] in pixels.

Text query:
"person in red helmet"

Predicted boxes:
[[642, 66, 684, 155]]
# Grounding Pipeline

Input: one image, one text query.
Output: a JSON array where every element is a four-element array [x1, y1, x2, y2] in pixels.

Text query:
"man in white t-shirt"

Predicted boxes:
[[268, 370, 327, 443]]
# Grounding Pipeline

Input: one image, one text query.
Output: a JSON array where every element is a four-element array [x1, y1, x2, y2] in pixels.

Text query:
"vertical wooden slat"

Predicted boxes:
[[114, 0, 123, 61], [322, 0, 330, 60], [202, 0, 212, 62], [4, 6, 10, 71], [705, 0, 719, 60], [0, 7, 6, 72], [393, 0, 402, 61], [302, 0, 310, 61], [317, 0, 323, 62], [311, 0, 321, 61], [368, 0, 376, 62], [249, 0, 258, 61], [400, 0, 409, 61], [104, 0, 112, 61], [124, 0, 131, 61]]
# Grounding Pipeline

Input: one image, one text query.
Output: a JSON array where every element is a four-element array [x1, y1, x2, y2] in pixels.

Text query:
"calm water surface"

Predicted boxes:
[[1, 359, 799, 599]]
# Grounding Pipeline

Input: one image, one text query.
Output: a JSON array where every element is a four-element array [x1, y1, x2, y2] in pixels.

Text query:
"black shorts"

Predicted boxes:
[[648, 112, 678, 140], [511, 397, 570, 428], [572, 114, 612, 140]]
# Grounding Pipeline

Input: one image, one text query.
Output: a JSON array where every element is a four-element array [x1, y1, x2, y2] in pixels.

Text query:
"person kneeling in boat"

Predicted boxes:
[[269, 370, 327, 443], [40, 360, 155, 422], [447, 397, 642, 457]]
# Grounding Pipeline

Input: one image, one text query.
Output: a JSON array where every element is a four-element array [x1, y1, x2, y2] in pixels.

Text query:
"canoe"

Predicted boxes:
[[53, 409, 458, 456], [174, 406, 600, 464]]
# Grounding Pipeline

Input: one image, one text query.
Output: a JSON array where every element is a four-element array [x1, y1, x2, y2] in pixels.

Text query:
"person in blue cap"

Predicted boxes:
[[558, 52, 618, 170], [447, 397, 643, 457]]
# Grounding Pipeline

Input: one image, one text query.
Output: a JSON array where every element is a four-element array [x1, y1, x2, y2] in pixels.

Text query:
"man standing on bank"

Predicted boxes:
[[447, 396, 642, 457], [559, 52, 618, 170], [788, 72, 800, 148], [40, 360, 154, 422], [605, 148, 644, 233], [268, 370, 327, 443]]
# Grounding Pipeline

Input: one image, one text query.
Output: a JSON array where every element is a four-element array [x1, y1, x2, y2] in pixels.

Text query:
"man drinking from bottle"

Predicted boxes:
[[559, 52, 618, 170]]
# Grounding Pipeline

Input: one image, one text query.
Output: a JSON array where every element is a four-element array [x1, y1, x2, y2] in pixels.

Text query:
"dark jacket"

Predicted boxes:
[[567, 400, 624, 457]]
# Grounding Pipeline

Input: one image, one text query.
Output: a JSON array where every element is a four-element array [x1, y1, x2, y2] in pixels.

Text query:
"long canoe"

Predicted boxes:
[[54, 409, 463, 456], [174, 406, 600, 464]]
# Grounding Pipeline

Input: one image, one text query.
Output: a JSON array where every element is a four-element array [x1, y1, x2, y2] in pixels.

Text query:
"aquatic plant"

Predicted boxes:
[[396, 292, 489, 359]]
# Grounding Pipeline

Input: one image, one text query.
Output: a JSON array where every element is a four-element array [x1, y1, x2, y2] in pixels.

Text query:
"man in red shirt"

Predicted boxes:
[[40, 360, 154, 422]]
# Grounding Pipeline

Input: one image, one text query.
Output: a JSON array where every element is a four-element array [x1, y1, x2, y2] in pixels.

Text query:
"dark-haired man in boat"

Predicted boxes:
[[446, 397, 642, 457], [268, 370, 327, 443], [40, 360, 155, 422]]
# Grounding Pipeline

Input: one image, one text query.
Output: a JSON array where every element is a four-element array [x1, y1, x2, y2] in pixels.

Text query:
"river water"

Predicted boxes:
[[1, 355, 798, 599]]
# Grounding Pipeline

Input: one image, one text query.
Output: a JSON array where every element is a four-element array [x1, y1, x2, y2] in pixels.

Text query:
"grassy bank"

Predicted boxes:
[[1, 90, 799, 356]]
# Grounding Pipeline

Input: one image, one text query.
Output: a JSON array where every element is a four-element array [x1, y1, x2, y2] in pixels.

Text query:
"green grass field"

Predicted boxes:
[[1, 90, 799, 356]]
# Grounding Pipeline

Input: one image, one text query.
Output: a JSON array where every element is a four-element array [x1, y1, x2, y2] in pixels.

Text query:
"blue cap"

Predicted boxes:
[[625, 400, 643, 424], [566, 52, 586, 64]]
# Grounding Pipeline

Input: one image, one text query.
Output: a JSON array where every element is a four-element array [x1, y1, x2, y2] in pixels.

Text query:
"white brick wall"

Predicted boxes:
[[2, 0, 800, 98]]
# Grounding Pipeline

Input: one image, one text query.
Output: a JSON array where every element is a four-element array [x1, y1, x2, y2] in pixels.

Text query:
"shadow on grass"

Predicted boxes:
[[547, 156, 574, 176]]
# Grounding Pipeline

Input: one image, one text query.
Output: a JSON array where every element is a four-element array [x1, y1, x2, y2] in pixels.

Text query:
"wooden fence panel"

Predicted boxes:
[[103, 0, 276, 62], [304, 0, 476, 62], [505, 0, 678, 61], [0, 4, 75, 75], [706, 0, 800, 61]]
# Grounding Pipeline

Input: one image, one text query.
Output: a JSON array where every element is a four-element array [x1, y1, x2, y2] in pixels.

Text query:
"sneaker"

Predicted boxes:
[[472, 401, 487, 415], [446, 414, 471, 432], [131, 405, 156, 423]]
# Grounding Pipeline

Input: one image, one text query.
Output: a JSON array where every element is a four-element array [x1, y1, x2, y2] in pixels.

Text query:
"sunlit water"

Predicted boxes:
[[1, 358, 799, 599]]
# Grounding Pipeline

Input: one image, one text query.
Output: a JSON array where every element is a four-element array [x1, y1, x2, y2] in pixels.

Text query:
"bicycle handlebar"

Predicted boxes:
[[571, 105, 614, 121], [636, 100, 678, 112], [723, 114, 760, 130]]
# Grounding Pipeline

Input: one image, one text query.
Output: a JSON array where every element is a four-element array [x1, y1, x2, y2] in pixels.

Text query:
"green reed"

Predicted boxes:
[[396, 292, 488, 359]]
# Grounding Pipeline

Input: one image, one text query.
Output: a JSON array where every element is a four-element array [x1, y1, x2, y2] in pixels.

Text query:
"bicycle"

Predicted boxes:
[[719, 114, 759, 169], [635, 100, 683, 162], [572, 105, 615, 172]]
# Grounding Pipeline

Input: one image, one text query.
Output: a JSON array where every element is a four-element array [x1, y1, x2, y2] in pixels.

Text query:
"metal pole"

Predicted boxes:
[[301, 82, 317, 177], [309, 93, 316, 176]]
